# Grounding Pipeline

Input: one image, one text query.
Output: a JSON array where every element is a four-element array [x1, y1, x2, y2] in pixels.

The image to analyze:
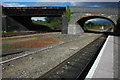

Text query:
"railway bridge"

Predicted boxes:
[[68, 6, 118, 34], [2, 6, 119, 34], [2, 6, 66, 32]]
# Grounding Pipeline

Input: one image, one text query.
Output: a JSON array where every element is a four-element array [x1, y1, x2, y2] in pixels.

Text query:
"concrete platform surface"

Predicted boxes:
[[86, 35, 120, 79]]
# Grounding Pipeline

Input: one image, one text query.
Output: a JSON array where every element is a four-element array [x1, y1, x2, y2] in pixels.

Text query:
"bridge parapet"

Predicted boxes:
[[2, 7, 66, 17], [70, 6, 118, 15]]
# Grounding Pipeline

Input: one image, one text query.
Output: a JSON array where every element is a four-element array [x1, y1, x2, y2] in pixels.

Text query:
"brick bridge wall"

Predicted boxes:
[[68, 7, 118, 34]]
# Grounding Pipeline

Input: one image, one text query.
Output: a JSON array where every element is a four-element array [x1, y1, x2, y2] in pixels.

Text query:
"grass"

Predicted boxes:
[[1, 44, 11, 49], [1, 37, 60, 49], [10, 37, 59, 48]]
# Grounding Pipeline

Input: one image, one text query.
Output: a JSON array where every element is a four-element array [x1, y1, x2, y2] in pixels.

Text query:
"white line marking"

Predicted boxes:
[[85, 35, 111, 79]]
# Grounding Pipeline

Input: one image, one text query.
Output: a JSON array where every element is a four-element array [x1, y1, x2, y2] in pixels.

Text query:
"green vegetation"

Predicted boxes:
[[32, 6, 74, 29], [63, 6, 74, 21], [117, 16, 120, 26], [84, 22, 113, 29], [1, 44, 11, 49], [32, 17, 62, 30]]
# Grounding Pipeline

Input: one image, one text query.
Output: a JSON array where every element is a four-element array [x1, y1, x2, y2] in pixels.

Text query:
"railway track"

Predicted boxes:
[[2, 31, 47, 37], [37, 35, 107, 80], [1, 33, 106, 79], [2, 31, 59, 37], [1, 35, 81, 64]]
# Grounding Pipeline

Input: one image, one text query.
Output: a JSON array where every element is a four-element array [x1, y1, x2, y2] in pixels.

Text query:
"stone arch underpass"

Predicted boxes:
[[68, 7, 118, 34], [78, 15, 115, 31]]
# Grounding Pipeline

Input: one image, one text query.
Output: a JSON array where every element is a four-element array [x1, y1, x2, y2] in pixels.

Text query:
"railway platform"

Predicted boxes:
[[86, 35, 119, 79]]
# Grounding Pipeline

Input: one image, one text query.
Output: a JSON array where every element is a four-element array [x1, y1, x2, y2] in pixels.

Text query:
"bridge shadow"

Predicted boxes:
[[30, 23, 52, 31], [30, 23, 62, 32]]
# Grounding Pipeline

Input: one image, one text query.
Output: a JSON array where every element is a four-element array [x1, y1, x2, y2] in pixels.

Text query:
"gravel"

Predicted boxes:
[[2, 33, 102, 78]]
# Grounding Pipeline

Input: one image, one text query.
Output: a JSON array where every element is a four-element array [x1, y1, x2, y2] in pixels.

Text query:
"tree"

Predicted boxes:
[[114, 16, 120, 35], [86, 22, 94, 28], [45, 17, 61, 23], [63, 6, 74, 21], [45, 17, 54, 23]]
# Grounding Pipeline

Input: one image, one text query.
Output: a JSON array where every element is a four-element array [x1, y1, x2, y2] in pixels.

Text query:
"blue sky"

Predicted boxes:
[[2, 2, 72, 7], [31, 17, 46, 21], [85, 18, 113, 24], [1, 0, 120, 2], [1, 2, 119, 8]]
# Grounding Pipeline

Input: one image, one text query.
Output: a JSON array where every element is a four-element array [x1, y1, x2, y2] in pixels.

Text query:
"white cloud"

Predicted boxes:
[[2, 2, 72, 7], [2, 3, 27, 7], [87, 19, 98, 22], [26, 2, 67, 7], [1, 0, 119, 2], [85, 18, 112, 23], [85, 19, 99, 23], [31, 17, 46, 21], [70, 2, 76, 6]]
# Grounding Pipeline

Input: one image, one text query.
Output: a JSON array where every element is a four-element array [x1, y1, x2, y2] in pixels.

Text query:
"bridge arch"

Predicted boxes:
[[77, 15, 116, 29], [68, 13, 117, 34]]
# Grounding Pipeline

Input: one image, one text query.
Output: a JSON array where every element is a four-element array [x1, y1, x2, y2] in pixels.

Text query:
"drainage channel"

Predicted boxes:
[[37, 35, 107, 80]]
